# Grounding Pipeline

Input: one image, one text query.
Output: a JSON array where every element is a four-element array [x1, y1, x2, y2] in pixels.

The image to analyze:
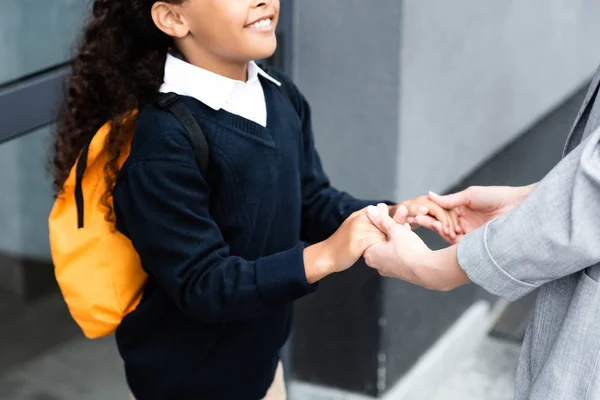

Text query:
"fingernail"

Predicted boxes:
[[418, 206, 429, 215], [434, 221, 442, 229], [367, 205, 380, 217], [429, 191, 439, 197]]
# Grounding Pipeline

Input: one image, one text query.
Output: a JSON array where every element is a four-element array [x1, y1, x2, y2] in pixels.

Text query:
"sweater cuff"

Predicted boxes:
[[255, 244, 318, 304], [348, 199, 394, 214], [457, 222, 536, 302]]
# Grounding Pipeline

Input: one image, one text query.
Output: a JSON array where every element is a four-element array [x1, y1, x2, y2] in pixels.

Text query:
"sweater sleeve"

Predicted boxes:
[[113, 126, 316, 323]]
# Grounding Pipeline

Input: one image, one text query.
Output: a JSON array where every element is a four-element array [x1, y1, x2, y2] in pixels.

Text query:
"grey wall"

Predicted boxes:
[[293, 0, 403, 201], [294, 0, 600, 202], [0, 136, 22, 253], [0, 0, 90, 260], [397, 0, 600, 199], [0, 126, 54, 259], [292, 0, 599, 394], [0, 0, 89, 83]]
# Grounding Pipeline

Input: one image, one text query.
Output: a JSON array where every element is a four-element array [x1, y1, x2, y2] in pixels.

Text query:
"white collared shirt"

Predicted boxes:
[[159, 54, 281, 127]]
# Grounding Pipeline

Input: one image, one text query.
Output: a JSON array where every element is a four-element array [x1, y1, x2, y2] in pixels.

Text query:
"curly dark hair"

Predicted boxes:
[[51, 0, 185, 222]]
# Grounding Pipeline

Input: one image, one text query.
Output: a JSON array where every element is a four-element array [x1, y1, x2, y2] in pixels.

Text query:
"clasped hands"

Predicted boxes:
[[311, 185, 536, 291], [362, 185, 536, 290]]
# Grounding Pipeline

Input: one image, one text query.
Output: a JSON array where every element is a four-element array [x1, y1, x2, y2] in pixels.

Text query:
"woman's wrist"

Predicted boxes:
[[518, 183, 537, 200], [303, 242, 336, 284], [422, 245, 470, 291]]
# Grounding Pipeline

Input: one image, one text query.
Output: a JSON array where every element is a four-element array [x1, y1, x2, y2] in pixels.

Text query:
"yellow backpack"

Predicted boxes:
[[49, 93, 209, 338]]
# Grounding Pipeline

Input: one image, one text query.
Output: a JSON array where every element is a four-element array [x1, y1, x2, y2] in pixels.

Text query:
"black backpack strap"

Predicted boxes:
[[75, 142, 90, 228], [74, 94, 208, 230], [154, 93, 210, 177]]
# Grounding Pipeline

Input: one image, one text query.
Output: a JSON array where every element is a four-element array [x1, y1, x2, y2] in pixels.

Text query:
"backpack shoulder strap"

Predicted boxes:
[[154, 93, 210, 177]]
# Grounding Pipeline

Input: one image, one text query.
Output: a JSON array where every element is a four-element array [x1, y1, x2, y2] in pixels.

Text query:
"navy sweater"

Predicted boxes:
[[113, 70, 379, 399]]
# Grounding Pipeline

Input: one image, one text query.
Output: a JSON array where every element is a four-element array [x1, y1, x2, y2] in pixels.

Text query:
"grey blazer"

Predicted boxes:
[[458, 64, 600, 400]]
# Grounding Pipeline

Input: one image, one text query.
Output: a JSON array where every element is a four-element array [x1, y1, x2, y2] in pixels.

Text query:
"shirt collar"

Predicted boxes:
[[251, 61, 282, 87], [161, 53, 281, 111]]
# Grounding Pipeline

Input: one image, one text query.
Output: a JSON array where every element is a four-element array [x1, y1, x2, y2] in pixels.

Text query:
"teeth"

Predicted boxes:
[[251, 18, 271, 29]]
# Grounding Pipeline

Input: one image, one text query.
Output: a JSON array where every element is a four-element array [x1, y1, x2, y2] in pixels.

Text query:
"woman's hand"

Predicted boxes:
[[364, 204, 470, 291], [424, 185, 536, 236]]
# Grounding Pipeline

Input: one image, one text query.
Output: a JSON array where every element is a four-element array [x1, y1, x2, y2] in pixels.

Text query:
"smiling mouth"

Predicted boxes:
[[245, 16, 274, 32]]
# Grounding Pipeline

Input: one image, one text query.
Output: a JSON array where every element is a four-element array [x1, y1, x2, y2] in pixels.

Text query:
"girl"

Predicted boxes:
[[51, 0, 456, 398]]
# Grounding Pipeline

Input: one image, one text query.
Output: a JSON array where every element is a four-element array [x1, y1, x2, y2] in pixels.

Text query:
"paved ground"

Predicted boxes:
[[0, 336, 128, 400], [0, 292, 520, 400], [430, 337, 520, 400], [0, 292, 128, 400]]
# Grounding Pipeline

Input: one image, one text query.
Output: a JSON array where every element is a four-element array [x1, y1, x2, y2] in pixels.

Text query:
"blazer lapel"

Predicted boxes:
[[563, 65, 600, 156]]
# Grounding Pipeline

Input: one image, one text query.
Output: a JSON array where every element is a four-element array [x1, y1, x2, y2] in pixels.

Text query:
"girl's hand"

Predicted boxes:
[[396, 196, 461, 242], [326, 208, 388, 272], [304, 208, 386, 283]]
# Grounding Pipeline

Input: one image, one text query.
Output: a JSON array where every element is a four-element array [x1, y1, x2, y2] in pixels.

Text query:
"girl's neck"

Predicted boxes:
[[176, 44, 249, 82]]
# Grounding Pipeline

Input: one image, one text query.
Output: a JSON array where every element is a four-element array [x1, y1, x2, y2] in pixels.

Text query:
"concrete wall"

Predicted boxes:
[[0, 136, 22, 254], [293, 0, 403, 201], [294, 0, 600, 202], [0, 126, 54, 259], [292, 0, 599, 395], [0, 0, 88, 83], [0, 0, 89, 259], [397, 0, 600, 199]]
